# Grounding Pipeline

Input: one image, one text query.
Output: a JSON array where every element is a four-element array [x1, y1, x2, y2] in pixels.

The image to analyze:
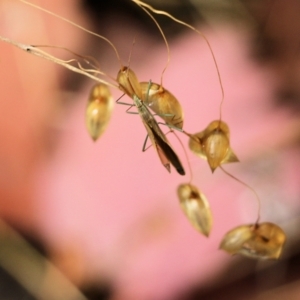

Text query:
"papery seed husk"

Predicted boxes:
[[188, 120, 239, 169], [220, 222, 286, 260], [177, 183, 212, 237], [85, 84, 114, 141], [220, 225, 255, 254], [140, 81, 184, 129], [117, 67, 142, 99], [204, 130, 229, 172], [189, 133, 206, 159]]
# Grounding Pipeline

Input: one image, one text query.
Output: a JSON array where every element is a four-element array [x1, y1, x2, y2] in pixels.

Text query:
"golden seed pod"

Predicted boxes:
[[117, 66, 142, 99], [204, 130, 229, 172], [85, 84, 114, 141], [220, 222, 286, 260], [140, 81, 184, 129], [177, 183, 212, 237], [189, 120, 239, 172]]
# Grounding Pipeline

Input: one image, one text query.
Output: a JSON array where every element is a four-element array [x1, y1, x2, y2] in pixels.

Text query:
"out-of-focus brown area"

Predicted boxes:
[[243, 0, 300, 111]]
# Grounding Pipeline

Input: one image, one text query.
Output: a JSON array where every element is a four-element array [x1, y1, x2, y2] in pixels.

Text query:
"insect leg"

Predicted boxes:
[[116, 94, 138, 114], [157, 121, 183, 133], [142, 134, 150, 152], [116, 94, 132, 106], [125, 106, 139, 114]]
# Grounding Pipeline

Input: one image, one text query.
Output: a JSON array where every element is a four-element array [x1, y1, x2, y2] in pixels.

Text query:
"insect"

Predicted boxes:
[[134, 87, 185, 175], [118, 77, 185, 175], [116, 60, 184, 132], [116, 47, 186, 175]]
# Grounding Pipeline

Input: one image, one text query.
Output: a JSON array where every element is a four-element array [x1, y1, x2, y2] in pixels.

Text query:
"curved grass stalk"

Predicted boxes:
[[18, 0, 123, 69], [220, 166, 261, 224], [132, 2, 171, 87], [132, 0, 225, 122], [0, 35, 118, 89]]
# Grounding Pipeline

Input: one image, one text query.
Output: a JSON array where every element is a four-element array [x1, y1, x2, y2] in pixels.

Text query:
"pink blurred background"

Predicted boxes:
[[1, 0, 300, 299]]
